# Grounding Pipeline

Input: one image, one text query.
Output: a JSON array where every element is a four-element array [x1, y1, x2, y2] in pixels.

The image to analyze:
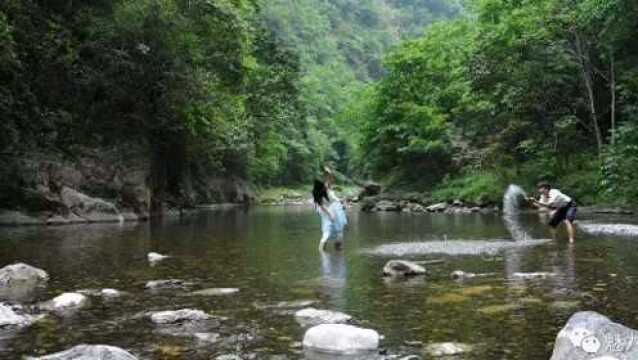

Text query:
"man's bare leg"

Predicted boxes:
[[565, 220, 575, 243]]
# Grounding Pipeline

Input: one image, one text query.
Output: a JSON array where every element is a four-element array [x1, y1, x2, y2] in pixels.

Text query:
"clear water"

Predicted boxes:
[[1, 206, 638, 359]]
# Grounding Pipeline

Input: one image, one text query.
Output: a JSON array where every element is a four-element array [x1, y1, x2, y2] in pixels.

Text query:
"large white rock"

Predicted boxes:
[[0, 263, 49, 301], [41, 293, 89, 314], [382, 260, 426, 277], [26, 344, 138, 360], [303, 324, 379, 354], [295, 308, 352, 327], [550, 311, 638, 360], [0, 303, 38, 327], [149, 309, 211, 324]]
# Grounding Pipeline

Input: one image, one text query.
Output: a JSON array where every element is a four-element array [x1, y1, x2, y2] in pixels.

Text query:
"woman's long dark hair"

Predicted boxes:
[[312, 179, 329, 205]]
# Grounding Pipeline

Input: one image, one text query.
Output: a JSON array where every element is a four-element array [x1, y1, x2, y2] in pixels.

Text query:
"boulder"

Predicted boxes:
[[426, 202, 448, 212], [375, 200, 402, 212], [294, 308, 352, 327], [0, 263, 49, 302], [0, 303, 39, 327], [101, 289, 121, 298], [383, 260, 426, 277], [149, 309, 211, 324], [359, 183, 382, 198], [26, 344, 138, 360], [41, 293, 89, 314], [60, 187, 122, 222], [303, 324, 379, 354], [550, 311, 638, 360]]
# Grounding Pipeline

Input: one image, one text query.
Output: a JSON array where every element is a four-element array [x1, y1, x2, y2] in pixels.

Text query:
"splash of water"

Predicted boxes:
[[503, 184, 531, 241], [503, 184, 528, 215]]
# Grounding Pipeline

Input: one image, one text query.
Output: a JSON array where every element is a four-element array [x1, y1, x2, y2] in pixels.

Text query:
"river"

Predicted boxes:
[[1, 206, 637, 359]]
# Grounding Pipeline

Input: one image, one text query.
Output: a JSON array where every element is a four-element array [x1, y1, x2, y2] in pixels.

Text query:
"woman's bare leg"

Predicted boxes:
[[319, 232, 329, 251]]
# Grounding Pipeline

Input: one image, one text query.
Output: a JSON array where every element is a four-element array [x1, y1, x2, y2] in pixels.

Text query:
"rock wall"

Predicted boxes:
[[0, 145, 255, 226]]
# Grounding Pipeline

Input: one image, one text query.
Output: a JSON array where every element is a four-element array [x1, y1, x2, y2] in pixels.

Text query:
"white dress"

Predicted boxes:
[[317, 190, 348, 240]]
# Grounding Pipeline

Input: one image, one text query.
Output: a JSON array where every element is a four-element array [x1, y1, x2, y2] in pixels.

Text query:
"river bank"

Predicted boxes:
[[0, 148, 255, 227]]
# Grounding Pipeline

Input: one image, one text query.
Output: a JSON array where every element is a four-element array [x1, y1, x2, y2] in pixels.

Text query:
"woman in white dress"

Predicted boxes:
[[312, 179, 347, 251]]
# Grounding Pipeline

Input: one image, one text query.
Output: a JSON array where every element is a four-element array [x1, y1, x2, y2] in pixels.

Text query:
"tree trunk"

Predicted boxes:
[[574, 31, 603, 157]]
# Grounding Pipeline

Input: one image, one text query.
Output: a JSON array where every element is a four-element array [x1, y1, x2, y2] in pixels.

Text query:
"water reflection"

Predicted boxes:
[[319, 251, 347, 307]]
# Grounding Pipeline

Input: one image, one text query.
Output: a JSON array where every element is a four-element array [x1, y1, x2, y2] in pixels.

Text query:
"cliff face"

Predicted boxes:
[[0, 145, 255, 226]]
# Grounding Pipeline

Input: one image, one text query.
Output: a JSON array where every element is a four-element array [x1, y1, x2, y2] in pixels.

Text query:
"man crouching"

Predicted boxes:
[[528, 182, 577, 243]]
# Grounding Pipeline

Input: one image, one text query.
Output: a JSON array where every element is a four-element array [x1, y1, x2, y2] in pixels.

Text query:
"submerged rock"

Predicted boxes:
[[77, 288, 123, 298], [253, 300, 317, 310], [512, 272, 556, 279], [366, 239, 550, 256], [382, 260, 426, 277], [578, 223, 638, 237], [295, 308, 352, 327], [0, 262, 49, 302], [145, 279, 192, 290], [550, 311, 638, 360], [149, 309, 211, 324], [147, 252, 169, 263], [26, 344, 138, 360], [303, 324, 379, 354], [41, 293, 89, 314], [188, 288, 239, 296], [424, 342, 473, 356]]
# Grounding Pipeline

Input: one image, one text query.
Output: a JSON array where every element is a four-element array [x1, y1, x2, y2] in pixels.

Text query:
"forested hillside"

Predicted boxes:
[[259, 0, 460, 177], [346, 0, 638, 205]]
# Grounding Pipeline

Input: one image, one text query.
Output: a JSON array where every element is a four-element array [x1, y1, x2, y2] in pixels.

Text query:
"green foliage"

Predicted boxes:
[[349, 0, 638, 204], [259, 0, 460, 177], [431, 172, 505, 204], [602, 123, 638, 203]]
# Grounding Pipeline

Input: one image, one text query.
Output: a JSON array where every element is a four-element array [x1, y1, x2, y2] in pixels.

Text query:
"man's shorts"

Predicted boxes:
[[548, 202, 577, 228]]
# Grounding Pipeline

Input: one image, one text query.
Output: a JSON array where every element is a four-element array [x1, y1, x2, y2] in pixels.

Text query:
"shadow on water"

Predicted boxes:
[[0, 206, 638, 359]]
